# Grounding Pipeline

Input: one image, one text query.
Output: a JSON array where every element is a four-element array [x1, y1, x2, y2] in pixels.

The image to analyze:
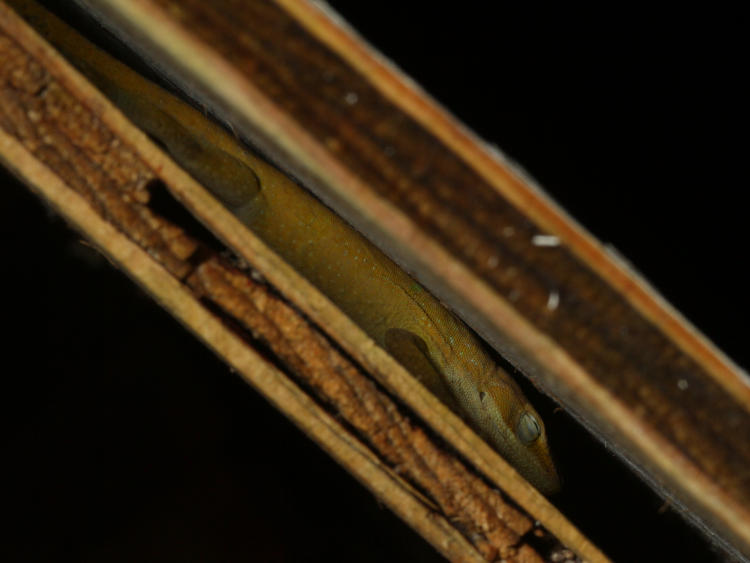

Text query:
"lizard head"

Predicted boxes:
[[472, 369, 560, 495]]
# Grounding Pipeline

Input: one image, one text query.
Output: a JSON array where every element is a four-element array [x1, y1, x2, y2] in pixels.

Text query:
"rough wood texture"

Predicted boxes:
[[187, 257, 539, 562], [0, 4, 603, 561], [65, 0, 750, 557]]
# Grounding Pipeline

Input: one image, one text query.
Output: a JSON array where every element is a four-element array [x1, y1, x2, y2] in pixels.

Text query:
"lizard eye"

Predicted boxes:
[[517, 412, 541, 444]]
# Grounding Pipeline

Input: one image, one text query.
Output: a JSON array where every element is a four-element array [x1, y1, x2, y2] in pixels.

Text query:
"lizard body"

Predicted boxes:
[[13, 0, 559, 493]]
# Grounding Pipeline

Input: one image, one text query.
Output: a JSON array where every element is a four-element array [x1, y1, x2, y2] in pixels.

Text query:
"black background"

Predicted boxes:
[[4, 2, 747, 561]]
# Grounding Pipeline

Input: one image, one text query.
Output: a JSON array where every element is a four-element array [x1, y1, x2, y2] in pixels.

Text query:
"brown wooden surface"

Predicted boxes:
[[55, 0, 750, 558]]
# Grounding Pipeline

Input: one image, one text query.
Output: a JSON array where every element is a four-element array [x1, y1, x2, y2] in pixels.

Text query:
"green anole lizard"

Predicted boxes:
[[14, 0, 560, 493]]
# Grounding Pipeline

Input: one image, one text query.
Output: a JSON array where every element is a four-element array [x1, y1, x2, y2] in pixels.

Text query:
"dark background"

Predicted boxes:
[[4, 2, 747, 561]]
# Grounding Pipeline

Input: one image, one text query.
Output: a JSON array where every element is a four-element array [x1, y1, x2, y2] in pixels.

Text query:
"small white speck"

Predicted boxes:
[[344, 91, 358, 105], [502, 226, 515, 237], [547, 290, 560, 311], [532, 234, 560, 247], [677, 378, 689, 390], [487, 255, 499, 268]]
